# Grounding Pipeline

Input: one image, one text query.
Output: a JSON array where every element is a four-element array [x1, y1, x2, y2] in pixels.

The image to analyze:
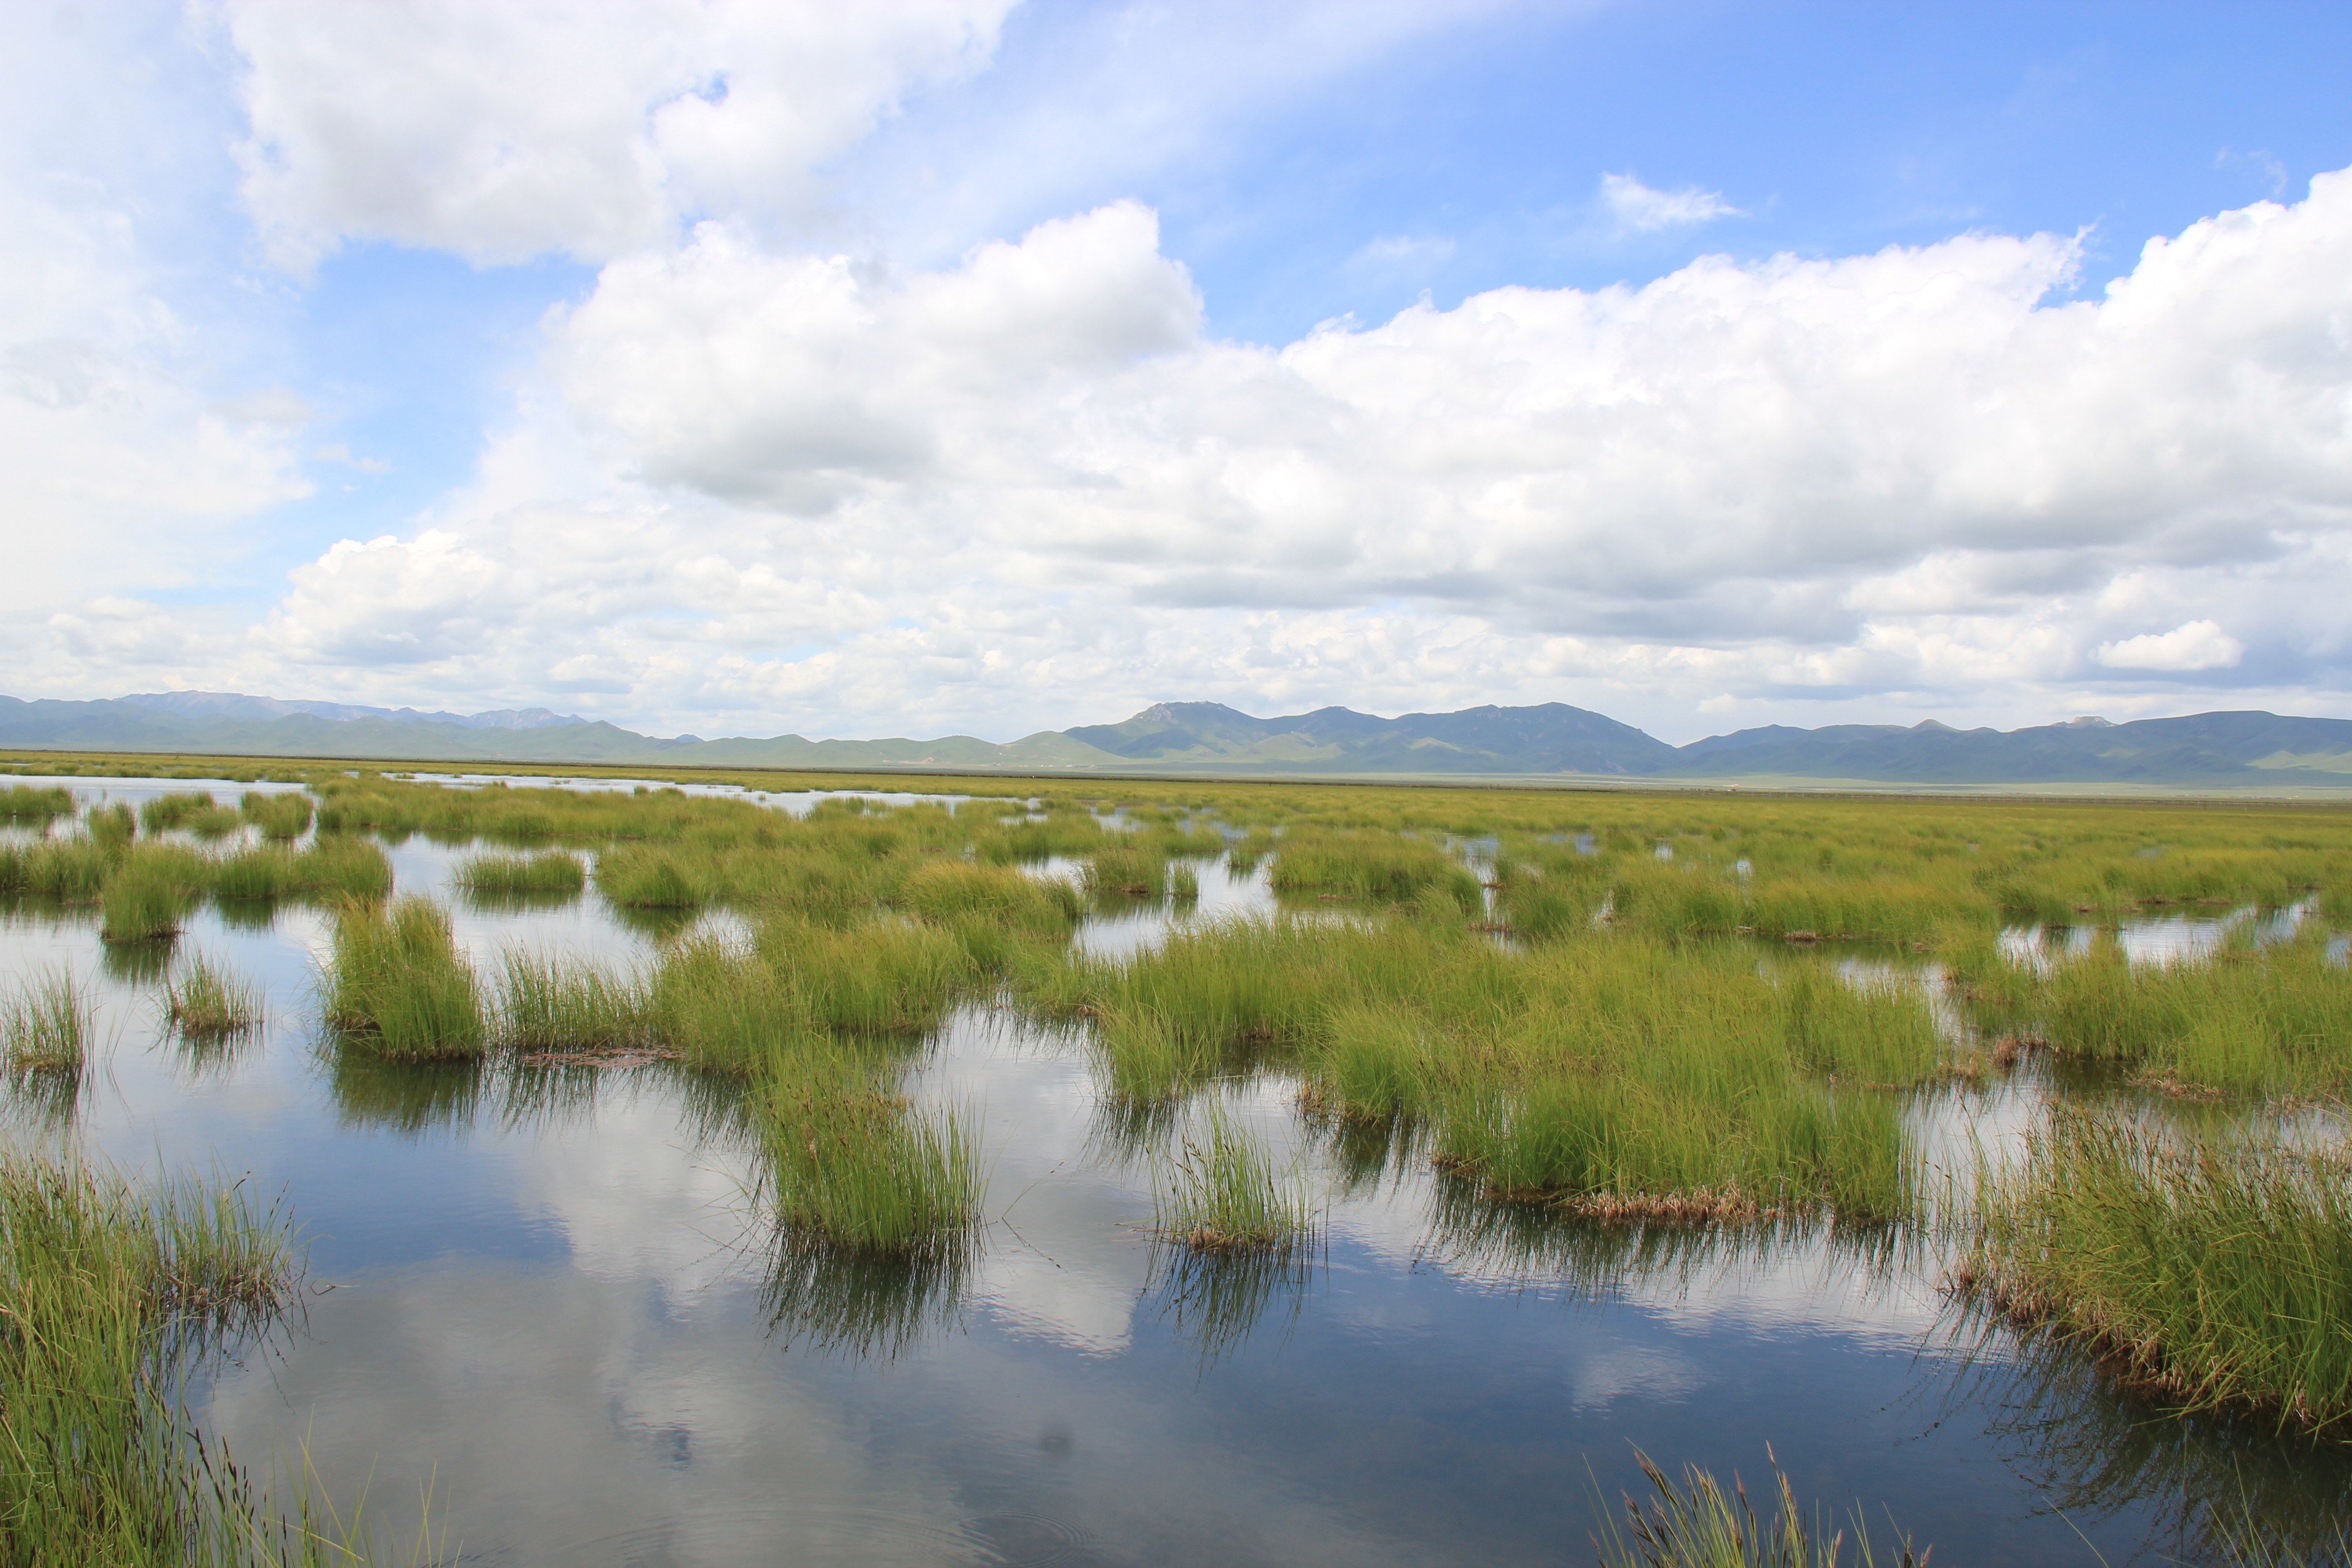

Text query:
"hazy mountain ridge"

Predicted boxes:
[[4, 691, 2352, 789]]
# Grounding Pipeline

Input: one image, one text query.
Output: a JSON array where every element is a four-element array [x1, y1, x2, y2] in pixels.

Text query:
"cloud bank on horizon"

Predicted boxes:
[[5, 0, 2351, 744]]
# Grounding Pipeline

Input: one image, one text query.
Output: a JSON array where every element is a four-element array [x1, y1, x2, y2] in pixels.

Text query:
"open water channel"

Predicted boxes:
[[3, 774, 2347, 1565]]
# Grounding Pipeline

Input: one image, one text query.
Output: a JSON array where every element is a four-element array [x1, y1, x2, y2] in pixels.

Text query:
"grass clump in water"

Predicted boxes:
[[1155, 1107, 1314, 1255], [1962, 1109, 2352, 1436], [493, 951, 649, 1053], [99, 846, 208, 942], [1594, 1448, 1925, 1567], [0, 1149, 390, 1565], [239, 791, 314, 839], [166, 951, 261, 1039], [137, 791, 218, 832], [0, 783, 76, 822], [456, 850, 588, 896], [1083, 843, 1166, 898], [746, 1043, 982, 1258], [2, 966, 88, 1080], [594, 845, 705, 908], [323, 896, 486, 1061]]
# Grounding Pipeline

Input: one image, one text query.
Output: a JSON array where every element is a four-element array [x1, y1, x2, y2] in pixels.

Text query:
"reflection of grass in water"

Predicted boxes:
[[1936, 1294, 2352, 1567], [760, 1236, 970, 1362], [1144, 1240, 1313, 1368], [1961, 1108, 2352, 1437], [325, 1047, 485, 1138], [1592, 1448, 1925, 1568]]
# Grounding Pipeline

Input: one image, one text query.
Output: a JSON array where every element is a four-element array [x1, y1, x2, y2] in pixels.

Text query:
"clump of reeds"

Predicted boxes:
[[457, 850, 588, 895], [0, 1149, 377, 1563], [1961, 1109, 2352, 1435], [758, 915, 971, 1036], [1169, 862, 1201, 902], [493, 950, 649, 1053], [210, 837, 394, 903], [240, 790, 316, 839], [646, 937, 815, 1073], [0, 783, 76, 821], [166, 951, 261, 1039], [140, 790, 220, 834], [98, 845, 207, 942], [594, 845, 705, 907], [88, 800, 137, 849], [2, 967, 88, 1079], [1154, 1107, 1314, 1255], [898, 858, 1076, 935], [1593, 1448, 1925, 1568], [745, 1047, 982, 1257], [323, 896, 486, 1060], [1083, 843, 1166, 898]]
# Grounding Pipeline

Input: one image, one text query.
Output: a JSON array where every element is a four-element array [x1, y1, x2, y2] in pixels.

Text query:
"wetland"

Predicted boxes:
[[2, 756, 2350, 1564]]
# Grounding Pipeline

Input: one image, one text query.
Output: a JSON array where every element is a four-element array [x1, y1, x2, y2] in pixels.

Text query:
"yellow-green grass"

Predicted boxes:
[[1593, 1448, 1925, 1568], [166, 951, 261, 1039], [2, 966, 88, 1081], [492, 951, 650, 1053], [137, 790, 219, 832], [1963, 1110, 2352, 1436], [456, 849, 588, 895], [0, 783, 76, 821], [1269, 829, 1484, 913], [757, 915, 972, 1035], [897, 858, 1077, 935], [239, 791, 316, 839], [744, 1039, 981, 1257], [2034, 928, 2352, 1098], [1154, 1107, 1313, 1254], [1082, 843, 1167, 898], [99, 845, 210, 942], [0, 1150, 390, 1566], [211, 838, 395, 903], [88, 801, 137, 849], [322, 897, 485, 1061]]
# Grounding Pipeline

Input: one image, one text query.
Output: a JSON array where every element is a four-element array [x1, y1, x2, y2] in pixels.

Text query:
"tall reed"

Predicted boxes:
[[323, 897, 485, 1061], [1963, 1109, 2352, 1434]]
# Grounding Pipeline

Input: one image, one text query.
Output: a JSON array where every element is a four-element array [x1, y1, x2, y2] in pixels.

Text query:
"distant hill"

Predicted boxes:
[[5, 690, 2352, 791]]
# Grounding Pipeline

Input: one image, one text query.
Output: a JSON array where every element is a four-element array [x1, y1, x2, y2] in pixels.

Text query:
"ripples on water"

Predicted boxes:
[[1, 774, 2345, 1566]]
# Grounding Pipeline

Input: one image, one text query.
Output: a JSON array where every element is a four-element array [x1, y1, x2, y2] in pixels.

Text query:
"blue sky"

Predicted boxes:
[[6, 0, 2351, 741]]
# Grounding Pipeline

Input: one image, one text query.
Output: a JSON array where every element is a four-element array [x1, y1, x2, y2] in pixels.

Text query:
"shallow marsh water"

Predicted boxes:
[[3, 779, 2349, 1563]]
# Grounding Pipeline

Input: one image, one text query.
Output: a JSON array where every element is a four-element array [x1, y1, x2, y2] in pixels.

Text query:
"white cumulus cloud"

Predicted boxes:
[[2095, 619, 2246, 671], [215, 0, 1018, 266]]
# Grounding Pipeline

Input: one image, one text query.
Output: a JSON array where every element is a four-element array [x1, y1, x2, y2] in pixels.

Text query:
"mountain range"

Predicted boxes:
[[5, 691, 2352, 791]]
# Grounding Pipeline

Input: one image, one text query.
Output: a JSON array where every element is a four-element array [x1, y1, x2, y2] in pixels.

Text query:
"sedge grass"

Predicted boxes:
[[239, 791, 315, 840], [0, 783, 75, 822], [492, 951, 650, 1053], [166, 951, 261, 1039], [745, 1042, 982, 1257], [2, 966, 88, 1080], [756, 915, 971, 1036], [1593, 1448, 1925, 1568], [1153, 1106, 1314, 1255], [1962, 1109, 2352, 1435], [322, 897, 485, 1061], [99, 846, 208, 942], [456, 850, 588, 896], [0, 1149, 394, 1566]]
